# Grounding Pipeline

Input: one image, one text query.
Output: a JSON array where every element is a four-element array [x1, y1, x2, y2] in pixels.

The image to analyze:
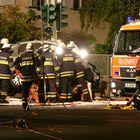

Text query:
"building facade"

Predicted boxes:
[[0, 0, 109, 48]]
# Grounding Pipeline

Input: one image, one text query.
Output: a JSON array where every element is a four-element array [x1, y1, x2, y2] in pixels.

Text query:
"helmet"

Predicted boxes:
[[2, 43, 11, 49], [43, 44, 49, 52], [1, 38, 9, 44], [69, 41, 74, 45], [58, 42, 66, 48], [67, 43, 73, 48], [26, 42, 32, 50]]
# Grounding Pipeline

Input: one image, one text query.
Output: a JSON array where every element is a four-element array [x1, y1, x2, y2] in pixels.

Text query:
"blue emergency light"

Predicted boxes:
[[126, 16, 135, 24]]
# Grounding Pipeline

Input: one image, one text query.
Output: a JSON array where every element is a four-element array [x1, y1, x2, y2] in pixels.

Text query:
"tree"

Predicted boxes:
[[0, 5, 42, 43], [80, 0, 140, 54]]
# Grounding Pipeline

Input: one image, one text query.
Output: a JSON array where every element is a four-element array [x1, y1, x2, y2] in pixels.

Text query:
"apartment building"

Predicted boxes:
[[0, 0, 108, 47]]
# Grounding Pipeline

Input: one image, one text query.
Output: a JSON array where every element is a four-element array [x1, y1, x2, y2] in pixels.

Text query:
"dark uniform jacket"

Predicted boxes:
[[15, 50, 39, 82], [38, 49, 56, 79], [60, 48, 75, 77], [74, 54, 85, 79], [0, 48, 14, 79]]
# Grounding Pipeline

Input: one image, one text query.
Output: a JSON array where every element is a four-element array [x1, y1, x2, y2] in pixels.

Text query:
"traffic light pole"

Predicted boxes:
[[50, 0, 57, 41], [51, 21, 57, 41]]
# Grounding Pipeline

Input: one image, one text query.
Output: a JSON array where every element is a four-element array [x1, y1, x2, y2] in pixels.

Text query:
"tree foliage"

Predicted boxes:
[[80, 0, 140, 54], [0, 6, 42, 43]]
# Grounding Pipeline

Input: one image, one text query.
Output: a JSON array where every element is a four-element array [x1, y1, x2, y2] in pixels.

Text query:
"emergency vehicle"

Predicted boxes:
[[110, 17, 140, 96]]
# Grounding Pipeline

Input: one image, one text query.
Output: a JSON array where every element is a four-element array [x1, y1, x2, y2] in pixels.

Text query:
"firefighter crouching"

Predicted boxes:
[[14, 42, 39, 110], [37, 44, 57, 103], [0, 38, 14, 103]]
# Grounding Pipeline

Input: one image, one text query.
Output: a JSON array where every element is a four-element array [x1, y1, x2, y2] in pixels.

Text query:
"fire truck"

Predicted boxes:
[[110, 17, 140, 96]]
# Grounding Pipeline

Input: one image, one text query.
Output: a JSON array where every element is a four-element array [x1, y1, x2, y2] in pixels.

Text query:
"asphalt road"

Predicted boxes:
[[0, 105, 140, 140]]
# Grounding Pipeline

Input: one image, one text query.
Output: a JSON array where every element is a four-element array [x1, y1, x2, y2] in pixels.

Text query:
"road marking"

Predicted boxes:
[[28, 129, 64, 140]]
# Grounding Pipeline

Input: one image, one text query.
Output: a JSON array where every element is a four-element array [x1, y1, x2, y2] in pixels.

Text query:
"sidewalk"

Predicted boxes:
[[0, 96, 128, 106]]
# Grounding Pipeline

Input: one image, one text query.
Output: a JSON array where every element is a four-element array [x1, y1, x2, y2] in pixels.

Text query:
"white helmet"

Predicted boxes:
[[69, 41, 74, 45], [2, 43, 11, 49], [67, 41, 75, 48], [26, 42, 32, 50], [1, 38, 9, 44], [58, 42, 66, 48], [67, 43, 73, 48], [43, 44, 49, 52]]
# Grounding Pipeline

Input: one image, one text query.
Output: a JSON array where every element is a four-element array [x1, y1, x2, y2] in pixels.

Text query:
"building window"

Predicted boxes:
[[73, 0, 79, 10], [63, 0, 82, 10], [32, 0, 44, 10], [32, 0, 44, 7]]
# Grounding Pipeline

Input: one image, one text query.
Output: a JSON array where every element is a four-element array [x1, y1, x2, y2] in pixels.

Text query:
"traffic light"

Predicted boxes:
[[41, 4, 49, 22], [56, 4, 68, 31], [41, 4, 56, 24], [45, 26, 53, 36], [48, 4, 56, 24]]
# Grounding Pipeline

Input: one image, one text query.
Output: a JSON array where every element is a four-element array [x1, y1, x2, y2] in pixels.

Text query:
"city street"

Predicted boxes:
[[0, 99, 140, 140]]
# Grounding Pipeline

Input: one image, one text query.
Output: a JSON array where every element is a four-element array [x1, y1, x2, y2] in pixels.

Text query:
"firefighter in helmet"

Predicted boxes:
[[70, 41, 91, 102], [58, 42, 75, 102], [14, 42, 39, 110], [0, 38, 14, 103], [37, 44, 57, 103]]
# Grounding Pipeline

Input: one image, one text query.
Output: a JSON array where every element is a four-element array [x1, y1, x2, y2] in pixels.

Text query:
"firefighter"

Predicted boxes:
[[0, 41, 14, 103], [14, 42, 39, 110], [37, 44, 57, 103], [54, 42, 66, 92], [70, 41, 91, 102], [59, 42, 75, 102]]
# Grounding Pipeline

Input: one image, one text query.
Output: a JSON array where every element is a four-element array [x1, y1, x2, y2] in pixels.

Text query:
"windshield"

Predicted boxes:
[[114, 30, 140, 54]]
